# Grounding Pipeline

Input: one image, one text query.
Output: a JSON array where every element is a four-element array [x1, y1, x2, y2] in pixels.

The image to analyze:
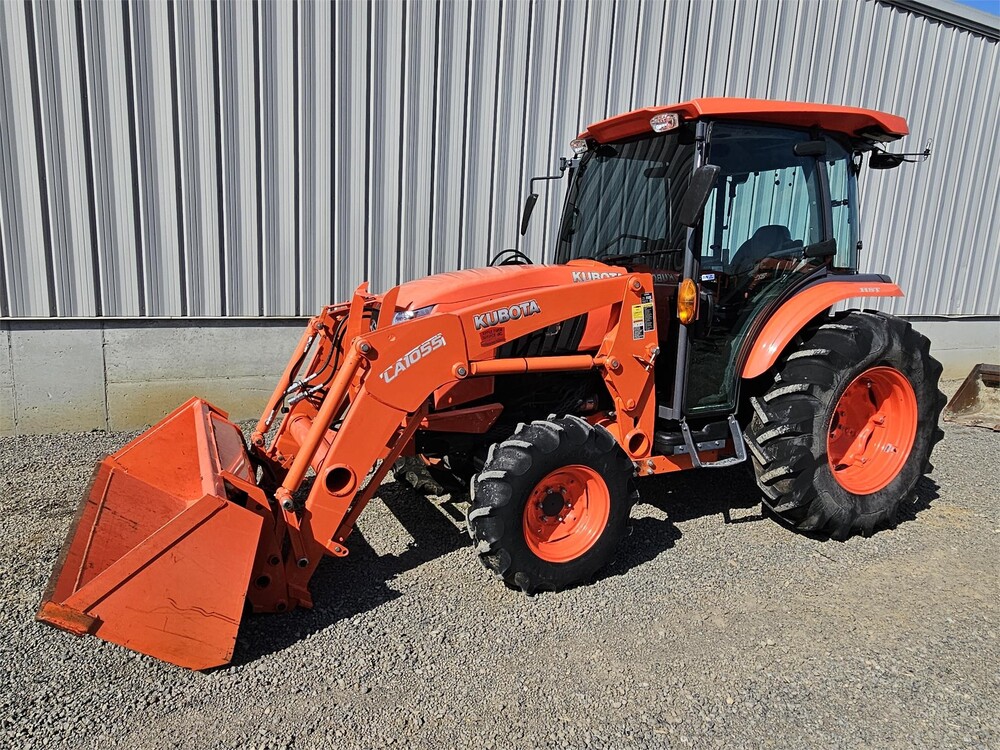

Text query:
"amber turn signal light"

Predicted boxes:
[[677, 278, 698, 325]]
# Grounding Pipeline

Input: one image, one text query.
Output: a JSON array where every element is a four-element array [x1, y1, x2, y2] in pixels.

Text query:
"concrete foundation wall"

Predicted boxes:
[[1, 316, 997, 435], [908, 318, 1000, 381], [1, 320, 305, 434]]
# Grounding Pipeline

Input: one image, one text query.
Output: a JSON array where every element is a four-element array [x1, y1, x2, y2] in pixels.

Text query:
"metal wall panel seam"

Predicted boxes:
[[73, 0, 103, 317], [332, 0, 367, 301], [292, 0, 301, 316], [703, 0, 734, 97], [457, 0, 500, 271], [210, 0, 227, 316], [751, 0, 778, 102], [166, 0, 187, 317], [480, 0, 504, 270], [518, 0, 557, 261], [600, 0, 617, 119], [430, 0, 470, 277], [121, 0, 147, 316], [506, 0, 535, 262], [252, 0, 264, 317], [536, 0, 562, 262], [0, 5, 18, 318], [41, 1, 94, 317], [22, 0, 58, 316], [398, 0, 438, 286], [455, 0, 473, 273], [393, 0, 409, 289]]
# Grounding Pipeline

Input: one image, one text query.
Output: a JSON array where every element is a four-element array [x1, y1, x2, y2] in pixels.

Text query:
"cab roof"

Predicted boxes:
[[579, 97, 908, 144]]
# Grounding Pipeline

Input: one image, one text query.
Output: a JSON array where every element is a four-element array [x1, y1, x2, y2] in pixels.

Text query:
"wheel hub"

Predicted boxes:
[[522, 465, 611, 563], [827, 366, 918, 494], [539, 490, 565, 517]]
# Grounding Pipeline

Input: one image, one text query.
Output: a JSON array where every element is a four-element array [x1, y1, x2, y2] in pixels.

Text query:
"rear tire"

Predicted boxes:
[[468, 416, 637, 593], [746, 311, 945, 539]]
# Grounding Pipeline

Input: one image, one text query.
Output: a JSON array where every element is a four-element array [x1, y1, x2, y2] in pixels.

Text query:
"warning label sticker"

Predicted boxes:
[[632, 293, 655, 338], [641, 292, 655, 333]]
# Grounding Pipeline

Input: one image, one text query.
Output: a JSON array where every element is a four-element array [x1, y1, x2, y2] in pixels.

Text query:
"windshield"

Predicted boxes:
[[555, 127, 697, 265]]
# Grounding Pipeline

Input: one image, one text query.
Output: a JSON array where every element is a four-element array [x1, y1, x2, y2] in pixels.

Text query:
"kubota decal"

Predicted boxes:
[[379, 333, 447, 383], [474, 300, 541, 330], [572, 271, 622, 283]]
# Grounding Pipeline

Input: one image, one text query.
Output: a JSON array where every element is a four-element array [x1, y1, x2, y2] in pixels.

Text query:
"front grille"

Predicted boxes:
[[496, 314, 588, 358]]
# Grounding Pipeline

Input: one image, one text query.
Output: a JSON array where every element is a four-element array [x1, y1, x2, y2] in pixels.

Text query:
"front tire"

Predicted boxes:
[[468, 416, 637, 593], [746, 311, 945, 539]]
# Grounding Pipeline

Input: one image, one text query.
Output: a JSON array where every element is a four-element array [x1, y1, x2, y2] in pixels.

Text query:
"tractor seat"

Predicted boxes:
[[729, 224, 793, 276]]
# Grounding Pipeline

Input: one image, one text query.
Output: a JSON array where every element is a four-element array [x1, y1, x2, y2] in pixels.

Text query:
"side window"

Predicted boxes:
[[700, 126, 822, 274], [826, 141, 859, 269]]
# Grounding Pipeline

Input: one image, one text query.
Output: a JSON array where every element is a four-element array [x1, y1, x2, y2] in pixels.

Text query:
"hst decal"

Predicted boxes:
[[474, 300, 541, 330], [379, 333, 447, 383], [572, 271, 622, 283]]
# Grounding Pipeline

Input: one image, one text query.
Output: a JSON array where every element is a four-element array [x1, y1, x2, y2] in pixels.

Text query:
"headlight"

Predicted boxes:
[[392, 304, 435, 325]]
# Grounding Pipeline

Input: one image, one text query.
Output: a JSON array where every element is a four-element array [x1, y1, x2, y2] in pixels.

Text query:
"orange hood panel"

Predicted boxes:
[[394, 261, 624, 313]]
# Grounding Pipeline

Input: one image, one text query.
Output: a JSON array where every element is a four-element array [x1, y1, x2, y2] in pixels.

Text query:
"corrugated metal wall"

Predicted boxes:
[[1, 0, 997, 319]]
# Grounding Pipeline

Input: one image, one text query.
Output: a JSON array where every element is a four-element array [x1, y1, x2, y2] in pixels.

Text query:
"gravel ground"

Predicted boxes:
[[2, 386, 997, 749]]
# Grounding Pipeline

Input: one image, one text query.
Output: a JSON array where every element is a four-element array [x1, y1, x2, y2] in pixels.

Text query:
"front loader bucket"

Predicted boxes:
[[37, 398, 264, 670], [943, 363, 1000, 431]]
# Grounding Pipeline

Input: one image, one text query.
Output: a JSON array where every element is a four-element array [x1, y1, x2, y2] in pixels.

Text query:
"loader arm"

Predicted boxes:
[[258, 272, 662, 600]]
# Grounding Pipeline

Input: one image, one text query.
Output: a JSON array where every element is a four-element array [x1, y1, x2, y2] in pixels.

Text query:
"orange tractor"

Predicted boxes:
[[39, 98, 944, 669]]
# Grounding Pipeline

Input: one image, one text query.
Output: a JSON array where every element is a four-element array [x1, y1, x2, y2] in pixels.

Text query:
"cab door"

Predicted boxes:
[[684, 123, 840, 415]]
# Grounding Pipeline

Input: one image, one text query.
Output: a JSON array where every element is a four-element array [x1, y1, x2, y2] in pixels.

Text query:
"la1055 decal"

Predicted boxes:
[[379, 333, 447, 383]]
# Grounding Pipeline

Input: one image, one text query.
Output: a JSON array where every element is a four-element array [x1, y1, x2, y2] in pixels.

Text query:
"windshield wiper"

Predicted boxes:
[[600, 247, 683, 266]]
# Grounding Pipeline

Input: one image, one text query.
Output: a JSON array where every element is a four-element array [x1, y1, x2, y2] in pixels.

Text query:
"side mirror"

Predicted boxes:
[[519, 193, 538, 236], [678, 164, 721, 228], [869, 151, 905, 170]]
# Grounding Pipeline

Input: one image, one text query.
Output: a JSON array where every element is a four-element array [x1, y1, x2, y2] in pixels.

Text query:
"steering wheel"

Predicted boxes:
[[489, 249, 534, 266]]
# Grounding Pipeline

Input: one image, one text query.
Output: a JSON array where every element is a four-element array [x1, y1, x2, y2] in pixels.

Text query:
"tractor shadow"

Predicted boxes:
[[597, 464, 762, 581], [230, 478, 468, 667], [231, 466, 940, 665], [897, 473, 939, 524]]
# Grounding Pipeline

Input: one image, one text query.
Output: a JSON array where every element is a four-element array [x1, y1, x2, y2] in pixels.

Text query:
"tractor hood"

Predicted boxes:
[[394, 260, 623, 313]]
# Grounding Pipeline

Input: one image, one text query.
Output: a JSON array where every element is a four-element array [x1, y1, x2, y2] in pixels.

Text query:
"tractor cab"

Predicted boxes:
[[552, 99, 902, 422]]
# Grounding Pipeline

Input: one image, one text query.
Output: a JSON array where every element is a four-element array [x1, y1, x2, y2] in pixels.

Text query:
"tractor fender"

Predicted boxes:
[[741, 279, 903, 379]]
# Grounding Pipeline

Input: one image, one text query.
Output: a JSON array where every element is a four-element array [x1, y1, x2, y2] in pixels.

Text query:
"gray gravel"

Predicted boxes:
[[2, 397, 997, 749]]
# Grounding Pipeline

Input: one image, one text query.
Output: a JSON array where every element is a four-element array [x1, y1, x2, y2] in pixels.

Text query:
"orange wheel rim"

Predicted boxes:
[[522, 465, 611, 563], [827, 366, 918, 494]]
